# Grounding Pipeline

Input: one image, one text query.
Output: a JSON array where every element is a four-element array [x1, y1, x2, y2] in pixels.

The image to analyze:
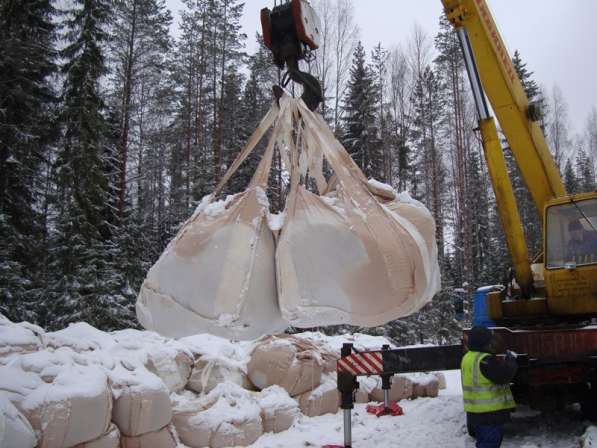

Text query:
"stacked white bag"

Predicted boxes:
[[136, 95, 440, 338]]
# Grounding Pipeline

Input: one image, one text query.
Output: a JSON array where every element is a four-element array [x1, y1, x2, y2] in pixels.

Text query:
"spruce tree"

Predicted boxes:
[[508, 50, 543, 257], [564, 158, 579, 194], [45, 0, 124, 330], [576, 149, 596, 193], [342, 41, 383, 180], [0, 0, 58, 322]]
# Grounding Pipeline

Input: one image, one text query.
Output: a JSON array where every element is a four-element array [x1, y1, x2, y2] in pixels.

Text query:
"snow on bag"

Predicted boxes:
[[110, 361, 172, 437], [20, 361, 113, 448], [0, 314, 44, 358], [257, 385, 300, 433], [181, 333, 253, 394], [171, 383, 263, 448], [0, 395, 37, 448], [145, 348, 193, 394], [276, 99, 441, 327], [136, 100, 290, 340]]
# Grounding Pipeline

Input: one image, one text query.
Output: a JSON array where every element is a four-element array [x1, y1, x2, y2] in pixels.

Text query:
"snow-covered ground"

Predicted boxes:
[[1, 314, 594, 447], [250, 370, 594, 448]]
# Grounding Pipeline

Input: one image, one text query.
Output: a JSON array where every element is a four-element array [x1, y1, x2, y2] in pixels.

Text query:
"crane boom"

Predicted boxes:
[[442, 0, 566, 224], [442, 0, 597, 321]]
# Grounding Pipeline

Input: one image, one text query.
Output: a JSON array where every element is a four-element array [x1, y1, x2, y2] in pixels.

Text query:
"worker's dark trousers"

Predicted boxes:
[[473, 424, 504, 448]]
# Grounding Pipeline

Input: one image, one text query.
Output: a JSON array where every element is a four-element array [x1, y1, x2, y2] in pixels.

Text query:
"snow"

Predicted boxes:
[[294, 331, 395, 352], [21, 364, 108, 411], [179, 333, 251, 372], [0, 318, 42, 354], [368, 178, 397, 197], [257, 385, 297, 412], [249, 369, 593, 448], [255, 186, 270, 210], [582, 426, 597, 447], [0, 317, 593, 447], [267, 212, 286, 232], [191, 193, 238, 220], [45, 321, 117, 351]]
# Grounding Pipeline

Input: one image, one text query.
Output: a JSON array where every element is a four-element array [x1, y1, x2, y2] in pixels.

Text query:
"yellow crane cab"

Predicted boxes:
[[544, 192, 597, 316]]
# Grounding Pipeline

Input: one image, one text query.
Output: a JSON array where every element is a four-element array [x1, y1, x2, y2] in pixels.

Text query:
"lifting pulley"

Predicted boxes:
[[261, 0, 323, 111]]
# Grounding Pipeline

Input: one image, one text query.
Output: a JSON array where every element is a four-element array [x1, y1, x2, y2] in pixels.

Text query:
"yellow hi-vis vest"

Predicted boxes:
[[461, 351, 516, 413]]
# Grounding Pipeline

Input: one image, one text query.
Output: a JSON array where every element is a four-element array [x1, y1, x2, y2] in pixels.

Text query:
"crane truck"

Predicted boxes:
[[441, 0, 597, 417], [260, 0, 597, 425]]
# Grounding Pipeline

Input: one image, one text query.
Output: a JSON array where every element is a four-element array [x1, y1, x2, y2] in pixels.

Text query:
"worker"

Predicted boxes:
[[566, 219, 597, 264], [462, 326, 517, 448]]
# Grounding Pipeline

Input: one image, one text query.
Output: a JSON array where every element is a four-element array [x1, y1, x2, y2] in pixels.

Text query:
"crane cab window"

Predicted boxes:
[[546, 199, 597, 269]]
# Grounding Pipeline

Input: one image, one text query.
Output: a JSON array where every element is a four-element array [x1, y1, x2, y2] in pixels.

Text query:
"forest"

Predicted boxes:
[[1, 0, 596, 344]]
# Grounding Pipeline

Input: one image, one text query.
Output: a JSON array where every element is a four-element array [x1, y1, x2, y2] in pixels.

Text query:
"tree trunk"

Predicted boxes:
[[118, 0, 138, 219]]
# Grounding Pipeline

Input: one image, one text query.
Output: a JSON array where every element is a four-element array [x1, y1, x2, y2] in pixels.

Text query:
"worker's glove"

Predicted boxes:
[[505, 350, 517, 360]]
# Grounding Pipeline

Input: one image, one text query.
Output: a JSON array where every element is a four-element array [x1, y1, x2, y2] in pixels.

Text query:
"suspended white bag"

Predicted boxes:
[[136, 99, 292, 340], [276, 99, 441, 327]]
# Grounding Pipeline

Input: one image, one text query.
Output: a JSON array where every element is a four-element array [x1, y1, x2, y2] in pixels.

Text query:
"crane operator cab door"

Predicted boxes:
[[544, 192, 597, 316]]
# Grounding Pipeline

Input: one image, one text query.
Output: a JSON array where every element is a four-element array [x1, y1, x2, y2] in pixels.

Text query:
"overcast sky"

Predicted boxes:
[[166, 0, 597, 135]]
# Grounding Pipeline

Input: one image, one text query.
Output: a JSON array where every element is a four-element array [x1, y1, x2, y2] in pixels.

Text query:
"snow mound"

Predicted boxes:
[[583, 426, 597, 447]]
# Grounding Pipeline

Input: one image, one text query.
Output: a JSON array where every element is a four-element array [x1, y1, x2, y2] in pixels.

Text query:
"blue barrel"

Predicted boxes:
[[472, 286, 499, 327]]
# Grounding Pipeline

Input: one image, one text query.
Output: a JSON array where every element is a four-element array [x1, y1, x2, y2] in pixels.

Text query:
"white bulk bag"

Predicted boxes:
[[247, 335, 323, 396], [381, 190, 441, 306], [276, 99, 440, 327], [0, 395, 37, 448], [22, 365, 112, 448], [136, 100, 291, 340]]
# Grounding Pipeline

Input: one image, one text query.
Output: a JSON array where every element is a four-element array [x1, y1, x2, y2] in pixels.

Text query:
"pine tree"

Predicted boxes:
[[219, 70, 246, 193], [110, 0, 173, 218], [342, 41, 383, 180], [434, 14, 474, 289], [209, 0, 246, 184], [410, 65, 447, 262], [370, 43, 389, 183], [386, 47, 413, 192], [107, 0, 172, 314], [0, 0, 58, 322]]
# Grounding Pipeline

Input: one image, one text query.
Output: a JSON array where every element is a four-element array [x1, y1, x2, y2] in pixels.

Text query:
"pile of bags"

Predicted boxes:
[[0, 315, 446, 448], [136, 95, 441, 340]]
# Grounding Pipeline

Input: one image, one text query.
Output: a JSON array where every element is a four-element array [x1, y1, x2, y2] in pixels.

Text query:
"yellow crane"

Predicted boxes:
[[442, 0, 597, 416], [441, 0, 597, 318]]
